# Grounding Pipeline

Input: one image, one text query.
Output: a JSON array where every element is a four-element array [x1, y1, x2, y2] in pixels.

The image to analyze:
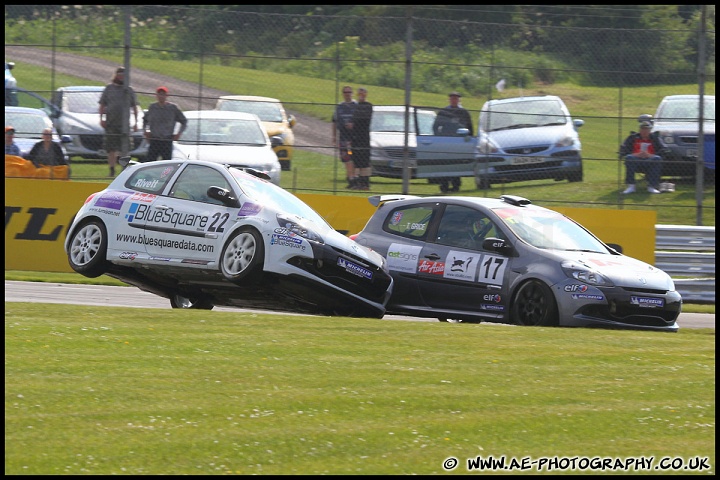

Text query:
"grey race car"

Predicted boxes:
[[351, 194, 681, 331]]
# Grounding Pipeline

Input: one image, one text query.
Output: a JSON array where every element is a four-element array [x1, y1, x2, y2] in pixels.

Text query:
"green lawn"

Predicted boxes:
[[5, 302, 715, 475]]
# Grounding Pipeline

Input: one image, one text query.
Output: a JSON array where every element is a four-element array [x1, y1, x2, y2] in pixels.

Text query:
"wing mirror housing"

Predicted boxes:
[[482, 237, 514, 255], [207, 186, 240, 207]]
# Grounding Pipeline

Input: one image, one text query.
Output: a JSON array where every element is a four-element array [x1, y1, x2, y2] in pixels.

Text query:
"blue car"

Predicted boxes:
[[474, 95, 584, 189]]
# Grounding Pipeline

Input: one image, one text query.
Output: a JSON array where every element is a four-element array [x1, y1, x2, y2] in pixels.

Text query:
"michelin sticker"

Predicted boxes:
[[630, 296, 664, 308], [387, 243, 422, 273]]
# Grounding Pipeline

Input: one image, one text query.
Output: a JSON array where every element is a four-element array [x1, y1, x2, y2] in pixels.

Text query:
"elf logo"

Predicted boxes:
[[564, 284, 588, 292], [483, 293, 501, 303]]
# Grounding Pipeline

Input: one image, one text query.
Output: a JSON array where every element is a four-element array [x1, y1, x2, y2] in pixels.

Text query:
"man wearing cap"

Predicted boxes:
[[5, 126, 21, 156], [143, 86, 187, 162], [619, 120, 665, 194], [99, 66, 139, 176], [432, 92, 474, 192]]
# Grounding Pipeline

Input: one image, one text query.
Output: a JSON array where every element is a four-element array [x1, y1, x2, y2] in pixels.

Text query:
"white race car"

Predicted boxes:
[[65, 158, 393, 317]]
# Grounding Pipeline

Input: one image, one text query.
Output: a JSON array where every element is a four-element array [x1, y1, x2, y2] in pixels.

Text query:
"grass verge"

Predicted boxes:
[[5, 303, 715, 475]]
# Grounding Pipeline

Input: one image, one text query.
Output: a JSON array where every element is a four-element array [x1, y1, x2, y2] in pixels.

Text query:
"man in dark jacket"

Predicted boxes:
[[619, 121, 665, 194], [433, 92, 474, 192], [350, 87, 373, 190]]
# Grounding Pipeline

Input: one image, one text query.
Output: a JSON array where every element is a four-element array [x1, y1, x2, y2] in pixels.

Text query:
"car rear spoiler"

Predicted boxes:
[[367, 194, 420, 207]]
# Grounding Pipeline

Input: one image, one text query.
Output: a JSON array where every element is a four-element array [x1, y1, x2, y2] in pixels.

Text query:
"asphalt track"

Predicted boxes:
[[4, 281, 714, 329]]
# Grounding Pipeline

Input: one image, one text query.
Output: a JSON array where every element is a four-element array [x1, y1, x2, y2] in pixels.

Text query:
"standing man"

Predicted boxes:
[[99, 66, 139, 177], [332, 85, 357, 189], [143, 86, 187, 162], [350, 87, 373, 191], [619, 120, 664, 194], [433, 91, 474, 192]]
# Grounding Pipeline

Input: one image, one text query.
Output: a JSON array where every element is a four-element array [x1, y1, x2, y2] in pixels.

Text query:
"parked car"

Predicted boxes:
[[4, 106, 71, 161], [64, 158, 393, 317], [474, 95, 584, 189], [5, 61, 18, 106], [215, 95, 296, 171], [50, 86, 148, 160], [351, 194, 680, 332], [370, 105, 438, 178], [172, 110, 283, 185], [371, 105, 478, 191], [643, 94, 716, 177]]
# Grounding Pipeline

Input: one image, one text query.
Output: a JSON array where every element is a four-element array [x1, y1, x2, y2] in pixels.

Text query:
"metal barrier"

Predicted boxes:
[[655, 225, 715, 304]]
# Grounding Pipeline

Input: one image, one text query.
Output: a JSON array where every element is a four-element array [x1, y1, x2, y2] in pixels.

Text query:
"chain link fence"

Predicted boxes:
[[4, 5, 715, 223]]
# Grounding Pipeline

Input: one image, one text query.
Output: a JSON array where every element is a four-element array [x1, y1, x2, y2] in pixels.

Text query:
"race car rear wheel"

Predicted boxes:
[[170, 293, 214, 310], [511, 280, 559, 327], [67, 219, 108, 278], [220, 226, 264, 284]]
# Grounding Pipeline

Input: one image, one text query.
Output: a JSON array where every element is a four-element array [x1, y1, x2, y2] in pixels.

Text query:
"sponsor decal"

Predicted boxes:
[[417, 259, 444, 275], [391, 211, 404, 225], [119, 251, 139, 260], [127, 203, 210, 230], [564, 284, 589, 292], [337, 257, 373, 279], [630, 296, 664, 308], [89, 207, 120, 217], [387, 243, 422, 273], [571, 294, 604, 301], [129, 192, 157, 203], [274, 227, 298, 237], [481, 304, 505, 311], [94, 191, 133, 210], [270, 233, 306, 251], [181, 258, 210, 265], [149, 256, 172, 261], [238, 202, 262, 217], [444, 250, 479, 282], [160, 166, 175, 178], [483, 293, 502, 303]]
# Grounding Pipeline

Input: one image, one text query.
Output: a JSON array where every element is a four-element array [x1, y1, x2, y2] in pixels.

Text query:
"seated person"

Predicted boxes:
[[619, 121, 664, 194], [26, 128, 69, 168]]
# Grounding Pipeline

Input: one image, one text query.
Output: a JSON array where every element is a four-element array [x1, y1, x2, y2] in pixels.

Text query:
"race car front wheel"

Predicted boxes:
[[67, 220, 109, 278], [511, 280, 559, 327], [220, 226, 265, 284]]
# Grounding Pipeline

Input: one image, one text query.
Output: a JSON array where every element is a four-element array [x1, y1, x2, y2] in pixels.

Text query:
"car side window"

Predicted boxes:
[[125, 162, 182, 194], [169, 165, 231, 205], [436, 205, 499, 251], [382, 205, 436, 241]]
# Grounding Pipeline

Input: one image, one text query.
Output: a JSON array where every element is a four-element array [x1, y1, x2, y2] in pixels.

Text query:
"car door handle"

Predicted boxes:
[[155, 205, 170, 210], [424, 253, 441, 260]]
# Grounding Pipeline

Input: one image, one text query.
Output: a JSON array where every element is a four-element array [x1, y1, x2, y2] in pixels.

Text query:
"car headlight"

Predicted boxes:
[[657, 130, 675, 144], [476, 137, 498, 155], [561, 260, 613, 286], [555, 135, 575, 148], [276, 214, 324, 244]]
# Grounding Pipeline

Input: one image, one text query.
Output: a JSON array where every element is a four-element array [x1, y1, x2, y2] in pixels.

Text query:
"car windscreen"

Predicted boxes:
[[656, 98, 716, 122], [4, 111, 52, 138], [65, 91, 102, 114], [370, 109, 436, 135], [493, 206, 608, 252], [480, 99, 567, 132], [179, 118, 267, 146], [216, 100, 283, 123], [229, 168, 330, 228]]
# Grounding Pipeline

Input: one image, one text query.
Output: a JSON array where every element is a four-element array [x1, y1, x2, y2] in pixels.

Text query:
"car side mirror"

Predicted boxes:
[[288, 115, 296, 128], [456, 127, 471, 138], [207, 186, 240, 207], [606, 243, 623, 254], [270, 135, 283, 148], [60, 135, 72, 144], [573, 119, 584, 128], [482, 237, 513, 255]]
